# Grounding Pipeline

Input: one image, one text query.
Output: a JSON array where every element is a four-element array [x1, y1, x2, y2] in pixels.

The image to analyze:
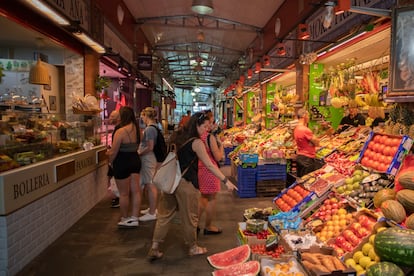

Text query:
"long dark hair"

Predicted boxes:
[[119, 106, 140, 144], [171, 111, 209, 149]]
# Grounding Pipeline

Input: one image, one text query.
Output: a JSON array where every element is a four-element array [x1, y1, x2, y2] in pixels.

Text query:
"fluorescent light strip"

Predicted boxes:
[[162, 77, 173, 90], [328, 31, 367, 52], [23, 0, 70, 26], [73, 32, 106, 54]]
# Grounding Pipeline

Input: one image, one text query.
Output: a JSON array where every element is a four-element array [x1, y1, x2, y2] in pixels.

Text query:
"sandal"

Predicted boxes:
[[188, 245, 208, 256], [147, 248, 163, 262]]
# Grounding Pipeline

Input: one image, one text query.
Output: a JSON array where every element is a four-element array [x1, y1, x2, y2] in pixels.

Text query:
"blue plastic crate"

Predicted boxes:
[[236, 166, 257, 194], [224, 146, 234, 165], [257, 164, 287, 181]]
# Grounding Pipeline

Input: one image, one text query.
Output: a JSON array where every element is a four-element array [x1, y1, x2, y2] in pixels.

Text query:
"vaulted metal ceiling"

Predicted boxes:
[[123, 0, 287, 95]]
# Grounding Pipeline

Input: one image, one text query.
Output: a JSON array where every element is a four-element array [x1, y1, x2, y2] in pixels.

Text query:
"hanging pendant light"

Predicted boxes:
[[192, 0, 214, 15], [29, 57, 49, 85]]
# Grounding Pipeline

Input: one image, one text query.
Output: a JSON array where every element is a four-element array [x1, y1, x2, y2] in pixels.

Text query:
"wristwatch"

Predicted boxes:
[[221, 177, 228, 184]]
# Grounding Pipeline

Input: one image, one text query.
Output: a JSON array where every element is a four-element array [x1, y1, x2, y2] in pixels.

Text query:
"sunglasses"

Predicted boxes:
[[197, 112, 207, 124]]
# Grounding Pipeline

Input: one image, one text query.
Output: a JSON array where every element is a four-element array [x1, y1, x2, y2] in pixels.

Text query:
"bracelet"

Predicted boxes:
[[221, 177, 228, 183]]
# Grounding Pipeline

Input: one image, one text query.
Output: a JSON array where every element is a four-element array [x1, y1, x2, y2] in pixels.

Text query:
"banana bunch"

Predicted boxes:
[[364, 94, 383, 107], [354, 95, 367, 107]]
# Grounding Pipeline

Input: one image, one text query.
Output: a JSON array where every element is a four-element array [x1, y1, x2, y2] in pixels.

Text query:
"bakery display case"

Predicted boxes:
[[0, 109, 102, 173]]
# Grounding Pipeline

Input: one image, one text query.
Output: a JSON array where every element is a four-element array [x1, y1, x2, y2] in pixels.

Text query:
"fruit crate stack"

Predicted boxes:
[[237, 166, 257, 198], [256, 163, 287, 197]]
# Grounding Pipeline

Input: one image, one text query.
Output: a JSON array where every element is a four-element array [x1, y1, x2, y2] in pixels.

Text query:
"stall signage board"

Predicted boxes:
[[0, 146, 106, 215]]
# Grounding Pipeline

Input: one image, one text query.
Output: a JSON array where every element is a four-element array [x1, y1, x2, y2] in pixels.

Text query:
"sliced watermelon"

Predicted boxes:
[[207, 244, 250, 269], [212, 260, 260, 276]]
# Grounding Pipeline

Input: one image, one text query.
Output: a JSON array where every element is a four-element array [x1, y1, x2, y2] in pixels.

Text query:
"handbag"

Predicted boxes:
[[152, 138, 195, 194]]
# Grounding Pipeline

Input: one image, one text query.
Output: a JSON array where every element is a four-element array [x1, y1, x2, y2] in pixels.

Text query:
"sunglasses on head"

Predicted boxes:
[[197, 112, 207, 124]]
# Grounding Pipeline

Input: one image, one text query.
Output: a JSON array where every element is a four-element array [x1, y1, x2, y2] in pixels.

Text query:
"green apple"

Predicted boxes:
[[345, 177, 353, 184], [353, 170, 363, 176], [337, 186, 345, 194]]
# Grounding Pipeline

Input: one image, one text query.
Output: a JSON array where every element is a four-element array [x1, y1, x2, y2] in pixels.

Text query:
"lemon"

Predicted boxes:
[[368, 248, 380, 262], [353, 251, 364, 263], [369, 234, 376, 244], [359, 256, 371, 268], [354, 264, 364, 273], [345, 258, 356, 268], [362, 243, 373, 256], [376, 227, 387, 233]]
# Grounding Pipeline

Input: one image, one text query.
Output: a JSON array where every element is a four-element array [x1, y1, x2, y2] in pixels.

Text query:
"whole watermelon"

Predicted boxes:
[[366, 261, 404, 276], [374, 227, 414, 267]]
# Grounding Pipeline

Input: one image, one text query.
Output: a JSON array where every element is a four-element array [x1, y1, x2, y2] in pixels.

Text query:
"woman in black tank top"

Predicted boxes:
[[107, 106, 142, 228]]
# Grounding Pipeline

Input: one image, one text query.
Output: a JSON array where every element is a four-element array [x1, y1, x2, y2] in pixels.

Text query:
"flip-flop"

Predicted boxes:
[[189, 245, 207, 256], [203, 228, 223, 235], [147, 248, 163, 262]]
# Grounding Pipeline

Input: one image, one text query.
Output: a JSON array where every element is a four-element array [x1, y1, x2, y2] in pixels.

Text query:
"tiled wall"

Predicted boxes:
[[0, 166, 107, 276]]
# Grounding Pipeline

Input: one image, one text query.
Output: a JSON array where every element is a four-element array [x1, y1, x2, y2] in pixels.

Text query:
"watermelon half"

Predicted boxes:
[[212, 260, 260, 276], [207, 244, 251, 269]]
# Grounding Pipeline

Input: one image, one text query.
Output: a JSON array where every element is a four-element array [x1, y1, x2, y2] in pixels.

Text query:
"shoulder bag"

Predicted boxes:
[[152, 138, 195, 194]]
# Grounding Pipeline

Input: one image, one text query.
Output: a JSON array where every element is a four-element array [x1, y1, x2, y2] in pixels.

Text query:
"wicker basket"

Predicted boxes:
[[72, 106, 102, 115]]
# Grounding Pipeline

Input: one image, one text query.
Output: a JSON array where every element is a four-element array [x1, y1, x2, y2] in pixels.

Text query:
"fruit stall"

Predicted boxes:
[[204, 130, 414, 276]]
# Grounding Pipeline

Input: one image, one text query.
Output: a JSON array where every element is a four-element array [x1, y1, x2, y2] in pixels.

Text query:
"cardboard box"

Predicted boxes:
[[298, 246, 357, 276], [357, 132, 413, 175], [260, 256, 308, 276], [238, 221, 274, 246], [273, 182, 316, 213]]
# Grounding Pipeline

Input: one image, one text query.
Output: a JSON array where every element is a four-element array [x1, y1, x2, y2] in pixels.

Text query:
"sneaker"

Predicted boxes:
[[111, 198, 120, 208], [118, 216, 138, 228], [138, 213, 157, 222], [140, 208, 150, 215]]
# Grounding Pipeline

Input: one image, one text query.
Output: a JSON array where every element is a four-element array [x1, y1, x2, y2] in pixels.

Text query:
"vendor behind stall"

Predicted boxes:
[[337, 100, 366, 132], [294, 108, 321, 177]]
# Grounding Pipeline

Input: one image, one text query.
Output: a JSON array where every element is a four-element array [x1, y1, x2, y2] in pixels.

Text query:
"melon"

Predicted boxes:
[[396, 189, 414, 214], [407, 213, 414, 230], [380, 199, 406, 224], [212, 260, 260, 276], [374, 228, 414, 267], [366, 261, 404, 276], [207, 244, 250, 269], [373, 188, 396, 208], [397, 171, 414, 190]]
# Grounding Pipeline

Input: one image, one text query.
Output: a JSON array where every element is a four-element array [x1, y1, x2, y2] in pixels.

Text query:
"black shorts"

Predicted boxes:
[[112, 152, 141, 179]]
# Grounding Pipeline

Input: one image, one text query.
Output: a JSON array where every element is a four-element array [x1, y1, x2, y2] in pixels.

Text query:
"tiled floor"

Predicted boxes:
[[17, 166, 275, 276]]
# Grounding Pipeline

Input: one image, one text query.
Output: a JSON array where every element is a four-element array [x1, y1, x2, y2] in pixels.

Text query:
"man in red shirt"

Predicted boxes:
[[178, 110, 191, 128], [294, 108, 321, 177]]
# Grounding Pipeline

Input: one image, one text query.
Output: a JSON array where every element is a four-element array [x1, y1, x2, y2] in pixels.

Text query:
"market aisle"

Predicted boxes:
[[17, 166, 275, 276]]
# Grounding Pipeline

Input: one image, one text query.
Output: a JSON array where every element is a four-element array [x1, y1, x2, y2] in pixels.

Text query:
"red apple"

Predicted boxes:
[[350, 222, 362, 232], [343, 230, 354, 240], [341, 240, 354, 252], [335, 235, 346, 247]]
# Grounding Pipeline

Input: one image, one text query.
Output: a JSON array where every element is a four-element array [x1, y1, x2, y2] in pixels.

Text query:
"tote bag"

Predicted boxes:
[[152, 151, 182, 194]]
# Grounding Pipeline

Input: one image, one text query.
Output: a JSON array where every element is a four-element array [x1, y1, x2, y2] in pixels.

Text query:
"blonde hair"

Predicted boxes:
[[142, 107, 157, 119]]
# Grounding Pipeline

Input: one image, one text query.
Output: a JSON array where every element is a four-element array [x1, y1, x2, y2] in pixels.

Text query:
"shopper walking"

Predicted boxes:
[[198, 110, 225, 235], [106, 106, 142, 228], [147, 111, 237, 261], [294, 108, 321, 177], [137, 107, 159, 222]]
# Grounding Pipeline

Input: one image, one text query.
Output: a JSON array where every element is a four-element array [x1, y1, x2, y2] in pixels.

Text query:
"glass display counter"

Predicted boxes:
[[0, 109, 102, 173]]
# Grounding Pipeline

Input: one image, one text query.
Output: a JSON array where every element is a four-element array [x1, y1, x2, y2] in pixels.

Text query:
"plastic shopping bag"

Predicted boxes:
[[108, 177, 119, 197]]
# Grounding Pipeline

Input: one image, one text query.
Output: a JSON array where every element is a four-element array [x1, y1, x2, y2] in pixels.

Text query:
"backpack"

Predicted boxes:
[[150, 125, 168, 162]]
